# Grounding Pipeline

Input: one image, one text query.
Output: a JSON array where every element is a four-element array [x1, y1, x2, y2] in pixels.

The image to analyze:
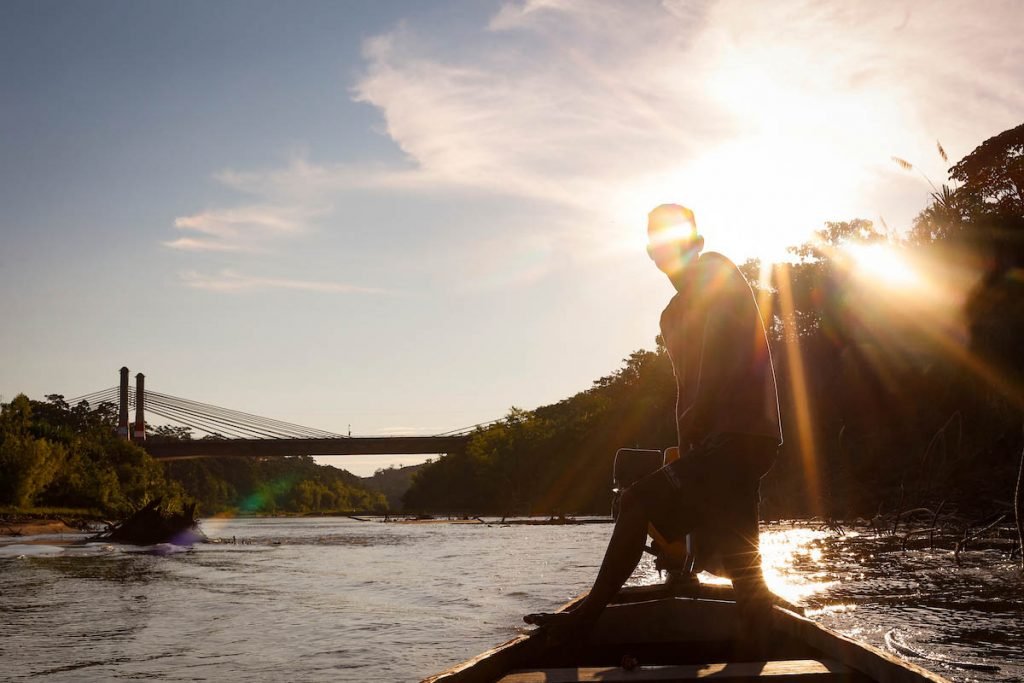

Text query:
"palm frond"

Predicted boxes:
[[892, 156, 913, 171], [879, 215, 892, 239]]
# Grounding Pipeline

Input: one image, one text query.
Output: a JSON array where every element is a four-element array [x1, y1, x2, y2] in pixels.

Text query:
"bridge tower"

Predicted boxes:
[[133, 373, 146, 441], [117, 367, 130, 439]]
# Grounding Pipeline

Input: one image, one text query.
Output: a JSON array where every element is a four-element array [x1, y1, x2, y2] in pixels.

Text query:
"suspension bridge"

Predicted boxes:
[[67, 368, 485, 460]]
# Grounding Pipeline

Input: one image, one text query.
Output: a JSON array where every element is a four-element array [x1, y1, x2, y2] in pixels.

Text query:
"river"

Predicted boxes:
[[1, 517, 1021, 682]]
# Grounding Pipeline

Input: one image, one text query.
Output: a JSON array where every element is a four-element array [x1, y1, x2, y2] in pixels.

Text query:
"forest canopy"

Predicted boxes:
[[0, 393, 386, 516]]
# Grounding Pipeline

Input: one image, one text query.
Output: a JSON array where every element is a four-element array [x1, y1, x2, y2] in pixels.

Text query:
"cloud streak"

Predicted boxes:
[[350, 2, 726, 207], [162, 237, 254, 253], [166, 204, 316, 253], [179, 269, 384, 294]]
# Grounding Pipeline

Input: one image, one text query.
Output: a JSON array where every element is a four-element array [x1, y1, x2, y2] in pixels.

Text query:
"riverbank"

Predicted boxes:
[[0, 508, 102, 537], [1, 517, 83, 536]]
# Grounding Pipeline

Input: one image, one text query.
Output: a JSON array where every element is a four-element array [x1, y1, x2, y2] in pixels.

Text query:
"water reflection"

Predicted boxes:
[[756, 524, 1023, 682], [627, 522, 1021, 681], [34, 552, 164, 584], [760, 526, 838, 605]]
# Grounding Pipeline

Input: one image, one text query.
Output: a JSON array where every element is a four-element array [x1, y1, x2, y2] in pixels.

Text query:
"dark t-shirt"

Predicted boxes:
[[659, 252, 783, 447]]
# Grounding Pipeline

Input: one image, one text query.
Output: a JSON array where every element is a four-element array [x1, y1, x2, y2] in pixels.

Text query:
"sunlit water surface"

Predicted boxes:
[[1, 518, 1021, 682]]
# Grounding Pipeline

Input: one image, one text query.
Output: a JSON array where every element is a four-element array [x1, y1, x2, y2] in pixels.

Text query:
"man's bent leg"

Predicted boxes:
[[524, 485, 658, 629], [718, 466, 774, 660], [573, 486, 652, 621]]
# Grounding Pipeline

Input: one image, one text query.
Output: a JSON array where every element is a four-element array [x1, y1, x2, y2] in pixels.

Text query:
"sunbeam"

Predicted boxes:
[[774, 262, 823, 515]]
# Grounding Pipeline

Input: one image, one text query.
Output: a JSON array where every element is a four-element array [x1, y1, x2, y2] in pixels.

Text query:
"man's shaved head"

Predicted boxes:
[[647, 204, 699, 247]]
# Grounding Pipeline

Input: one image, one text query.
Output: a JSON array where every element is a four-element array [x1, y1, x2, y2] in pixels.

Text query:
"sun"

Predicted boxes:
[[606, 36, 913, 266], [611, 137, 859, 265]]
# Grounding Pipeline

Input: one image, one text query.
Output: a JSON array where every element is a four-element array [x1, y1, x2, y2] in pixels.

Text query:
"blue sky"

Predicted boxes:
[[2, 0, 1022, 475]]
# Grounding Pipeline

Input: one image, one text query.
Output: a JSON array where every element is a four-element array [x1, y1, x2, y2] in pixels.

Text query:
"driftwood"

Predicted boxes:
[[1015, 438, 1024, 571], [92, 499, 203, 546], [953, 513, 1006, 564], [851, 502, 1022, 562]]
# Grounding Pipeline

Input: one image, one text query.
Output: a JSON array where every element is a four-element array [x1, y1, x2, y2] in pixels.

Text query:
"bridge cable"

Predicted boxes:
[[137, 401, 262, 440], [64, 387, 121, 406], [139, 395, 294, 439], [139, 391, 332, 440], [434, 418, 505, 436], [140, 395, 291, 438], [142, 395, 334, 439], [143, 390, 342, 438]]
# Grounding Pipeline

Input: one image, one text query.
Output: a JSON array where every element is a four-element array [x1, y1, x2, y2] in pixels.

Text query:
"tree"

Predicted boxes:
[[947, 123, 1024, 567], [151, 425, 194, 442], [949, 122, 1024, 218], [0, 395, 67, 507], [909, 184, 973, 245]]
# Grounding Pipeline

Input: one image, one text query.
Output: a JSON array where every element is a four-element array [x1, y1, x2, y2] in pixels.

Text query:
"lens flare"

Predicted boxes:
[[774, 262, 823, 515], [648, 222, 698, 247], [843, 243, 921, 289]]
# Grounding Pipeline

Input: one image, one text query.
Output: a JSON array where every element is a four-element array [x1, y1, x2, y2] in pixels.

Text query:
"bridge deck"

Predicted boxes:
[[143, 436, 469, 459]]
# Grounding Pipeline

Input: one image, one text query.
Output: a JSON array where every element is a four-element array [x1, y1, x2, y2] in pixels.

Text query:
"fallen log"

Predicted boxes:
[[92, 499, 204, 546]]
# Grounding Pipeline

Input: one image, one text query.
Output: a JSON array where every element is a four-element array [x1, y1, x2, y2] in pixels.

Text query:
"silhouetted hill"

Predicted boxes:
[[362, 463, 427, 511]]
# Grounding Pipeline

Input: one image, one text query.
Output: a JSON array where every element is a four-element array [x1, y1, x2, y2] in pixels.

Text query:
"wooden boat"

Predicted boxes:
[[423, 581, 951, 683]]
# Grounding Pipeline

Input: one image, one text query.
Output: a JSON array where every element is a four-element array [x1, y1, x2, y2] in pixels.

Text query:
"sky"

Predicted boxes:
[[2, 0, 1022, 475]]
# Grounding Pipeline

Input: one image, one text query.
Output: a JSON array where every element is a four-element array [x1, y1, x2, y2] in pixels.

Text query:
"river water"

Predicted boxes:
[[1, 517, 1021, 682]]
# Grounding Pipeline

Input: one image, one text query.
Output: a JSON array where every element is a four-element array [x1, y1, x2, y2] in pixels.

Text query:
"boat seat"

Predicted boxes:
[[495, 658, 853, 682]]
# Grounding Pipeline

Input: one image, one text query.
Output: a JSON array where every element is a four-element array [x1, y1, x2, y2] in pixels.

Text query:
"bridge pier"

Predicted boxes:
[[134, 373, 146, 441], [117, 367, 130, 440], [116, 367, 148, 441]]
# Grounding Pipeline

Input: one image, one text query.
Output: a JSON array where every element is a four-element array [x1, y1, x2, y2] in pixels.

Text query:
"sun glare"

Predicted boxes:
[[606, 35, 918, 266], [759, 527, 837, 606], [610, 128, 870, 265], [843, 243, 921, 289]]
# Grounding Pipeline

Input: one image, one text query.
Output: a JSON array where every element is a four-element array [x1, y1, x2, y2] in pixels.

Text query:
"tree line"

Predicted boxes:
[[0, 394, 386, 516], [403, 123, 1024, 521]]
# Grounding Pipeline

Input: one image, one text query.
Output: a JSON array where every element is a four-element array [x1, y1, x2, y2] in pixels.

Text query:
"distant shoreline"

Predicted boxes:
[[0, 513, 618, 537]]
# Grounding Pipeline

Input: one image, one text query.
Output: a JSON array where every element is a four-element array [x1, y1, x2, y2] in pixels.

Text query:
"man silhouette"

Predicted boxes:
[[526, 204, 782, 649]]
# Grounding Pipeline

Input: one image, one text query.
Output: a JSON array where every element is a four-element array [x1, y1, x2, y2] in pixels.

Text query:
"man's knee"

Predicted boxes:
[[619, 486, 639, 510], [618, 487, 649, 519]]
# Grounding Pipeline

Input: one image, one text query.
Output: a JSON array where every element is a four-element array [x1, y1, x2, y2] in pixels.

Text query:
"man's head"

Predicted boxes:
[[647, 204, 704, 281]]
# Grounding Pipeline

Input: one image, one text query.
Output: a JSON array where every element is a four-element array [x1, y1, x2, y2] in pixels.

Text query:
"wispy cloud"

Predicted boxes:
[[349, 2, 725, 207], [166, 204, 316, 253], [348, 0, 1024, 255], [174, 206, 302, 237], [179, 269, 383, 294], [162, 237, 254, 253], [171, 0, 1024, 264]]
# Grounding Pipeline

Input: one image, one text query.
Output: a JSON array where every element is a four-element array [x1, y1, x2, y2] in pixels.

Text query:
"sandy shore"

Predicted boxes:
[[388, 518, 485, 524], [1, 518, 83, 537]]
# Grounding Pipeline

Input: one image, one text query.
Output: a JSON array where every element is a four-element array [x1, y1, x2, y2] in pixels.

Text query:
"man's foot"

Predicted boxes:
[[523, 609, 598, 647], [523, 611, 576, 627]]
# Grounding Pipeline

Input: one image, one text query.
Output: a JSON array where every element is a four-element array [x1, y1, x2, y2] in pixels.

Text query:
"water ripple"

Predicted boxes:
[[1, 518, 1021, 682]]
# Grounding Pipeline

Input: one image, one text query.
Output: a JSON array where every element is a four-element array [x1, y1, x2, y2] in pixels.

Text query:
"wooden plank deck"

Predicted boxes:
[[496, 658, 852, 683]]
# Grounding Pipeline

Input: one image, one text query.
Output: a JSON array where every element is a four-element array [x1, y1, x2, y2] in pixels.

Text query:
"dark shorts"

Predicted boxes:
[[629, 433, 777, 547]]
